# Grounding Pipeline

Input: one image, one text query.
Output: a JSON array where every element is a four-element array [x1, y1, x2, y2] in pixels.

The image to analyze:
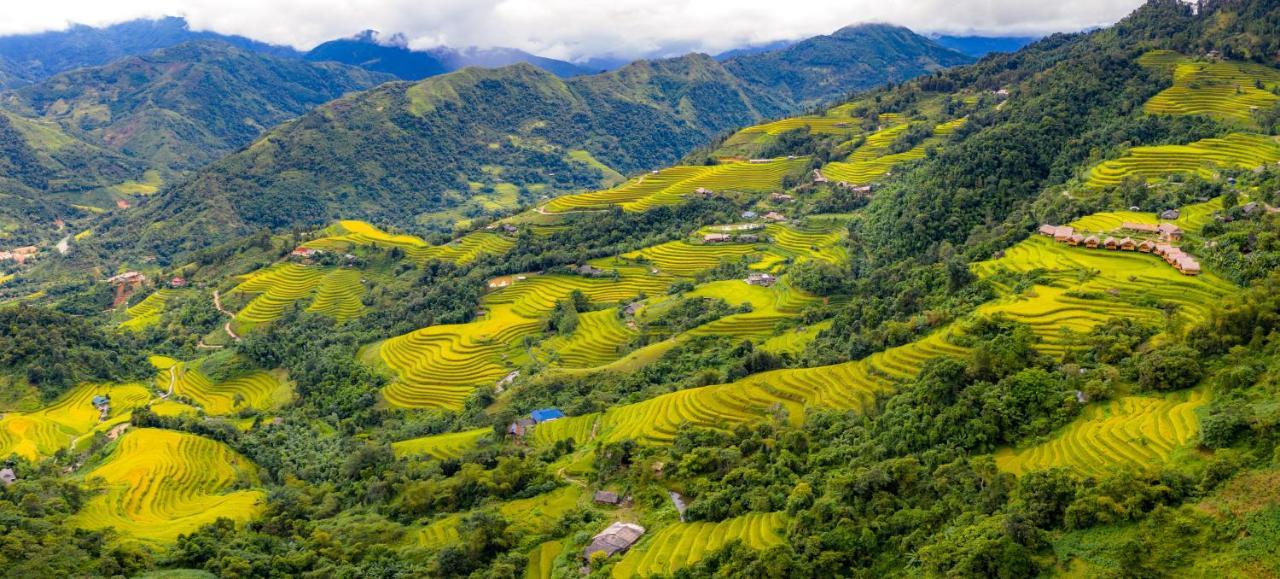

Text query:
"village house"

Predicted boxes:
[[745, 272, 776, 287], [593, 490, 621, 506], [1154, 243, 1172, 257], [1176, 256, 1202, 275], [507, 417, 535, 437], [501, 224, 519, 234], [812, 169, 828, 183], [703, 233, 731, 243], [769, 193, 794, 202], [290, 246, 318, 258], [1053, 226, 1075, 242], [623, 302, 642, 317], [1160, 209, 1181, 220], [1138, 240, 1156, 253], [1241, 202, 1261, 216], [1119, 237, 1137, 251], [583, 522, 646, 561], [1121, 222, 1159, 235], [1067, 233, 1084, 246], [737, 234, 759, 243], [1103, 236, 1118, 250], [0, 468, 15, 486], [92, 395, 111, 421], [170, 277, 187, 287], [576, 264, 605, 277], [747, 158, 771, 164], [1084, 235, 1100, 249], [106, 271, 146, 285], [1038, 224, 1057, 237], [6, 246, 38, 264], [1157, 223, 1183, 241], [763, 211, 787, 223]]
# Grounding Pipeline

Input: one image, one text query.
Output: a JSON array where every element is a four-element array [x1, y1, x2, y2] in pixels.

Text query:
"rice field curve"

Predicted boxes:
[[70, 428, 266, 545], [391, 428, 490, 460], [120, 289, 182, 331], [1139, 50, 1280, 124], [149, 356, 291, 415], [612, 512, 788, 578], [822, 118, 966, 184], [1085, 133, 1280, 188], [526, 540, 564, 579], [536, 309, 637, 368], [305, 220, 515, 265], [995, 389, 1206, 477], [412, 486, 582, 548], [542, 157, 808, 214], [379, 266, 673, 409], [228, 263, 365, 328], [0, 382, 151, 461]]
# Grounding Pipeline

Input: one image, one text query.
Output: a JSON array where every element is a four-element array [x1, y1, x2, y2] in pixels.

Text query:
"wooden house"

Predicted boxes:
[[1176, 257, 1202, 275], [584, 522, 645, 561], [593, 491, 621, 506], [703, 233, 731, 243], [1053, 226, 1075, 242], [1038, 224, 1056, 236], [1157, 223, 1183, 241], [1122, 222, 1159, 234], [1119, 237, 1136, 251], [1084, 235, 1100, 248], [1154, 243, 1171, 256], [1103, 236, 1118, 250], [1138, 240, 1156, 253], [1067, 233, 1084, 246], [1160, 209, 1180, 220]]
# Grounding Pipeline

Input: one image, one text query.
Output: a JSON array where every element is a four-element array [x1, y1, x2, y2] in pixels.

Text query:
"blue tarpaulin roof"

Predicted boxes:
[[91, 395, 110, 406], [531, 408, 565, 423]]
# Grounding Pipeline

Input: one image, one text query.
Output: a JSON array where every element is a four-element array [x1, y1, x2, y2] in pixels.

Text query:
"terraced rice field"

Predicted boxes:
[[526, 540, 563, 579], [151, 356, 290, 415], [1085, 133, 1280, 188], [71, 428, 265, 545], [392, 428, 489, 459], [537, 310, 636, 368], [305, 220, 514, 265], [529, 414, 598, 446], [229, 264, 364, 327], [120, 289, 180, 330], [612, 512, 787, 578], [380, 268, 672, 409], [822, 118, 964, 184], [414, 486, 581, 547], [542, 158, 807, 213], [0, 382, 150, 460], [1140, 50, 1280, 124], [619, 241, 758, 276], [995, 389, 1206, 477], [530, 202, 1234, 448], [762, 223, 848, 264]]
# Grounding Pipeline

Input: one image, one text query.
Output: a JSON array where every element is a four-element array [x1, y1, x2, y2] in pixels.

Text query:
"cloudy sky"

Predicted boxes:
[[2, 0, 1147, 61]]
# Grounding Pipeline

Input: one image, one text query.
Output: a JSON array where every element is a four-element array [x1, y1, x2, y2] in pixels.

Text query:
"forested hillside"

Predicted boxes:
[[5, 41, 392, 177], [4, 0, 1280, 577]]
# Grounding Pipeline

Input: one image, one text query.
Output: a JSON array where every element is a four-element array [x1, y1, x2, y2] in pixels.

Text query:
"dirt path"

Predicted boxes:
[[162, 365, 177, 398], [212, 290, 241, 342]]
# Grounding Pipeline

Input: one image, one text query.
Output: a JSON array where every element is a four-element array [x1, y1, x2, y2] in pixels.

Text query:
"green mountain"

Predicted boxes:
[[0, 108, 142, 242], [102, 27, 971, 258], [5, 41, 392, 176], [724, 23, 974, 106]]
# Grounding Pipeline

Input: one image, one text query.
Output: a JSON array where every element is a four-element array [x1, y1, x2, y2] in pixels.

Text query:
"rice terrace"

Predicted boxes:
[[3, 2, 1280, 577]]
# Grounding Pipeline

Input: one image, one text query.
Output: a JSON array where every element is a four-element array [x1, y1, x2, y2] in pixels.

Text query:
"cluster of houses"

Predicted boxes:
[[703, 232, 759, 244], [91, 395, 111, 421], [0, 246, 38, 264], [1037, 220, 1201, 275]]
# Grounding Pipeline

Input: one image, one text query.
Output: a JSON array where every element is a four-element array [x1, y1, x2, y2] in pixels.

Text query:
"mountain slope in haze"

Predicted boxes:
[[0, 109, 142, 241], [101, 23, 974, 258], [932, 35, 1040, 57], [723, 23, 974, 105], [5, 41, 393, 176], [0, 17, 296, 89], [107, 55, 785, 257], [304, 31, 594, 80]]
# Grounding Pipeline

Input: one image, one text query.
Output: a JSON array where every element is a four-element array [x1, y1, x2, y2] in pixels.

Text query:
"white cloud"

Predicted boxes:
[[0, 0, 1147, 61]]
